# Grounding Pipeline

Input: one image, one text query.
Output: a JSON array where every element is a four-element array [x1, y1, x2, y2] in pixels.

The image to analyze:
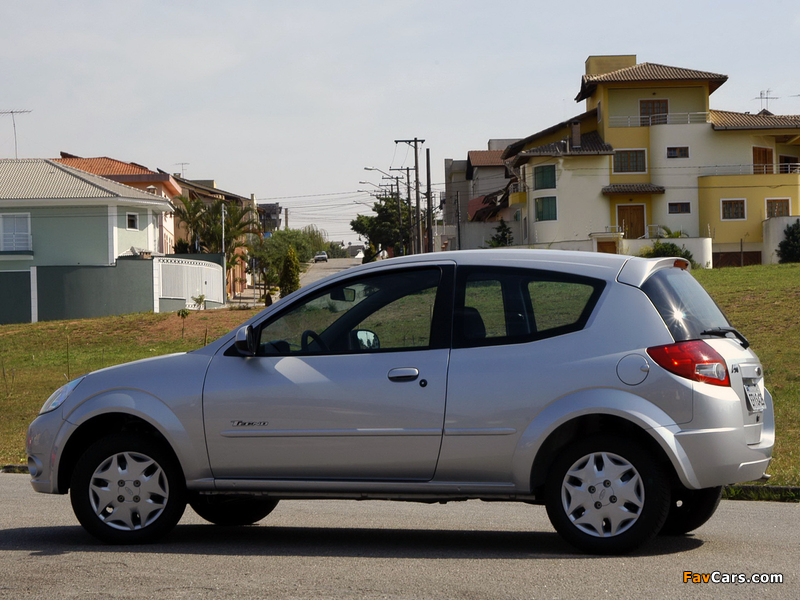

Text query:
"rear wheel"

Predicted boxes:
[[545, 435, 670, 554], [189, 494, 279, 526], [659, 485, 722, 535], [70, 434, 186, 544]]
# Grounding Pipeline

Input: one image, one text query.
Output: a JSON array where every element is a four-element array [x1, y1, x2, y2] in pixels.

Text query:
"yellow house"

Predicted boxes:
[[502, 55, 800, 266]]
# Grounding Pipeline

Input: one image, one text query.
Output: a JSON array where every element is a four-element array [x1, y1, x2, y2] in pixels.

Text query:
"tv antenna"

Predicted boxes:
[[174, 162, 189, 177], [1, 109, 32, 159], [753, 89, 779, 112]]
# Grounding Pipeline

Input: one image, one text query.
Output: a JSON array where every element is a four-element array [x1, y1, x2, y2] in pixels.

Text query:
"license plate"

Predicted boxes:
[[744, 384, 765, 412]]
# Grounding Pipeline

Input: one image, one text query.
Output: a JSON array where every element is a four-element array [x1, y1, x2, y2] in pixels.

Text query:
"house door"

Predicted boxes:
[[618, 205, 645, 239], [753, 147, 774, 174]]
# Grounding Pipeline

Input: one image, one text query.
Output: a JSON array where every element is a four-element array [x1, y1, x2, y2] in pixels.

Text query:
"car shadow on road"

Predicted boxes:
[[3, 524, 703, 559]]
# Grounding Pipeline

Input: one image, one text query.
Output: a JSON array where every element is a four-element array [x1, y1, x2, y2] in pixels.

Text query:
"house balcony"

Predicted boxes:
[[0, 233, 33, 253], [609, 112, 709, 128], [700, 163, 800, 176]]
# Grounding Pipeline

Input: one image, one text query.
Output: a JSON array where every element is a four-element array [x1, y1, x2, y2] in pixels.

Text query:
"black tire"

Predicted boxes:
[[544, 435, 670, 555], [189, 494, 279, 526], [659, 485, 722, 536], [69, 434, 186, 544]]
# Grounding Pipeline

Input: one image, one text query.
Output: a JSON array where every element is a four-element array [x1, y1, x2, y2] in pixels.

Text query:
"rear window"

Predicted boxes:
[[641, 268, 730, 341]]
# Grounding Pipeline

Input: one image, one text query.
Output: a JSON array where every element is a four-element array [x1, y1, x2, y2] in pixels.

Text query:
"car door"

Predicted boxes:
[[202, 264, 454, 481]]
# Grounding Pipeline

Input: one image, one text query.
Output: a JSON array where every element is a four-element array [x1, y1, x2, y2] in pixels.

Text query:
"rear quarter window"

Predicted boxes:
[[454, 267, 605, 348]]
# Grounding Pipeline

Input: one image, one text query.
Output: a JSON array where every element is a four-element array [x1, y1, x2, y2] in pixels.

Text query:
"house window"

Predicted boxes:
[[640, 99, 669, 125], [721, 199, 746, 221], [0, 213, 32, 252], [535, 197, 557, 222], [533, 165, 556, 190], [126, 213, 139, 230], [614, 150, 647, 173], [766, 198, 790, 218], [668, 202, 691, 214], [667, 147, 689, 159]]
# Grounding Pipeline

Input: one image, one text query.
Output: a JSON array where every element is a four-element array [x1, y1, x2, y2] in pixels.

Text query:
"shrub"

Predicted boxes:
[[777, 218, 800, 263], [640, 240, 696, 267]]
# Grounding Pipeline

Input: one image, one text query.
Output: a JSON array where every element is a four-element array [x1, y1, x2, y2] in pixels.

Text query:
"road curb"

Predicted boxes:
[[3, 463, 799, 501]]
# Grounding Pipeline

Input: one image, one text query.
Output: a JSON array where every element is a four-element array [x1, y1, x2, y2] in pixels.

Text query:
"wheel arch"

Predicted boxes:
[[512, 388, 701, 498], [57, 389, 210, 493]]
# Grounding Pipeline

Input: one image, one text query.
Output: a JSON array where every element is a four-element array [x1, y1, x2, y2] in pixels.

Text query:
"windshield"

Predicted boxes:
[[641, 268, 730, 342]]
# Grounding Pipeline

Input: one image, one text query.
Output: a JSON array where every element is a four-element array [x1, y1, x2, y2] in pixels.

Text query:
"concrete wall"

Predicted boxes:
[[763, 216, 800, 264], [37, 259, 154, 322], [621, 237, 713, 269]]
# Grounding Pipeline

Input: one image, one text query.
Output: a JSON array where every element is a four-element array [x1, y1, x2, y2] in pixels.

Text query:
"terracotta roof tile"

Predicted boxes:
[[602, 183, 666, 195], [467, 150, 505, 167], [709, 109, 800, 130], [576, 62, 728, 101], [53, 156, 156, 176]]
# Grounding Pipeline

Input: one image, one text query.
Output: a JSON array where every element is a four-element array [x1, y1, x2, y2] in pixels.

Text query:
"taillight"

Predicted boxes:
[[646, 340, 730, 387]]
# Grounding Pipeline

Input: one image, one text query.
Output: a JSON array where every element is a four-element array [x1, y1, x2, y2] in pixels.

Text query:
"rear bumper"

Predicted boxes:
[[673, 426, 773, 488]]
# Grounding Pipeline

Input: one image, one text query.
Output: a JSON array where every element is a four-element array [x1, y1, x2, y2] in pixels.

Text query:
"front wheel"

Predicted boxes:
[[189, 495, 279, 526], [70, 434, 186, 544], [659, 485, 722, 536], [544, 435, 670, 554]]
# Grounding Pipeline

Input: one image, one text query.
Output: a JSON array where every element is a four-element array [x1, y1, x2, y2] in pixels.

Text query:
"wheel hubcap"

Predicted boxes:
[[560, 451, 644, 538], [88, 451, 169, 531]]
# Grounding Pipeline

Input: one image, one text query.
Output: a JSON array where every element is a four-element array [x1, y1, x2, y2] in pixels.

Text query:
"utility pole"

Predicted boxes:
[[390, 166, 415, 254], [1, 109, 32, 159], [395, 176, 404, 255], [426, 148, 433, 253], [455, 191, 462, 250], [221, 203, 227, 302], [284, 207, 289, 230], [395, 138, 424, 253]]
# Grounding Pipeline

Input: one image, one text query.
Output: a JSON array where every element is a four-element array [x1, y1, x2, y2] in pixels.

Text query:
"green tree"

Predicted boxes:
[[279, 246, 301, 298], [246, 235, 279, 306], [350, 194, 410, 259], [173, 195, 205, 252], [488, 218, 514, 247], [777, 218, 800, 263]]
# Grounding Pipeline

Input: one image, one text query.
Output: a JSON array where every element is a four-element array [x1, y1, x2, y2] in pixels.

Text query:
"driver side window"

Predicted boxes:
[[256, 267, 443, 356]]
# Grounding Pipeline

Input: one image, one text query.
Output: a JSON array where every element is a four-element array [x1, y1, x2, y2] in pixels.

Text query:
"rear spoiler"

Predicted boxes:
[[617, 256, 690, 288]]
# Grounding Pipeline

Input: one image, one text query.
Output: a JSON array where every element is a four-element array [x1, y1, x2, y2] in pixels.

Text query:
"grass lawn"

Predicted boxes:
[[2, 263, 798, 486]]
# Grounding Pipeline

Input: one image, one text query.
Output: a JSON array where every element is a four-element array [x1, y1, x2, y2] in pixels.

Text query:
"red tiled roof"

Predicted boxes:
[[53, 156, 156, 176], [602, 184, 666, 195], [576, 62, 728, 101], [467, 150, 505, 167]]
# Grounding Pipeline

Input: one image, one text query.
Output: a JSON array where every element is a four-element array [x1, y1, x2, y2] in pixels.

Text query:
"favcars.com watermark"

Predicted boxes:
[[684, 571, 784, 585]]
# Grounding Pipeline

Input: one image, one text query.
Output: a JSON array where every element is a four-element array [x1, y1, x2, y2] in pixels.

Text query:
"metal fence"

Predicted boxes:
[[609, 112, 709, 127], [157, 257, 224, 308]]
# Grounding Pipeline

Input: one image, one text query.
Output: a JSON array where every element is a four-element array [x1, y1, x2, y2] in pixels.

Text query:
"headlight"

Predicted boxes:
[[39, 377, 85, 415]]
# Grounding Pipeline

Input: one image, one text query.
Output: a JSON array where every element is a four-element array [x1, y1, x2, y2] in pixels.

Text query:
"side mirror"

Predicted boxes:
[[351, 329, 380, 350], [330, 287, 356, 302], [235, 325, 257, 356]]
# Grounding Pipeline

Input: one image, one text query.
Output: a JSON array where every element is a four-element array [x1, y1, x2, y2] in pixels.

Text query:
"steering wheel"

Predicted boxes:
[[301, 329, 329, 353]]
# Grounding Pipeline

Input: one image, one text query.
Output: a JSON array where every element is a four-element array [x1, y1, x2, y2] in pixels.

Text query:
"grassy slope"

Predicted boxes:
[[693, 263, 800, 485], [2, 264, 798, 485]]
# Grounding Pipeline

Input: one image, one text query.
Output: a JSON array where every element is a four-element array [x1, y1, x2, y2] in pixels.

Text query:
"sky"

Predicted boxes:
[[3, 0, 800, 244]]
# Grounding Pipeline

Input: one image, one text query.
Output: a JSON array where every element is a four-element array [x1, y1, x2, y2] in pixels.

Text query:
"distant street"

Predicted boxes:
[[299, 256, 362, 287], [0, 474, 797, 599]]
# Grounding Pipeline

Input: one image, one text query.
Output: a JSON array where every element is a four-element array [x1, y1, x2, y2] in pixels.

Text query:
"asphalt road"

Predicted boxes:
[[1, 474, 797, 599], [300, 257, 363, 288]]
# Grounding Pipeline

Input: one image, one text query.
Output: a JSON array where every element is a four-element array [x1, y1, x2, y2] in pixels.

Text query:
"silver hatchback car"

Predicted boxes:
[[27, 250, 773, 554]]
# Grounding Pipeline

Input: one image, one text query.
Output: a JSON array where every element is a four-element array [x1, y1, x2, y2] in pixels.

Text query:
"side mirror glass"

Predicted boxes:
[[330, 287, 356, 302], [351, 329, 380, 350], [235, 325, 257, 356]]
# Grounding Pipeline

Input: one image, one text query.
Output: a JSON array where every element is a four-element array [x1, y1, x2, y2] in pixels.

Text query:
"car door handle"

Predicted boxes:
[[387, 368, 419, 382]]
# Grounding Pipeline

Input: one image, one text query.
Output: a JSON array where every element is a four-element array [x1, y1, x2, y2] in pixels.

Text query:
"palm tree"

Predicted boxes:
[[173, 195, 205, 252]]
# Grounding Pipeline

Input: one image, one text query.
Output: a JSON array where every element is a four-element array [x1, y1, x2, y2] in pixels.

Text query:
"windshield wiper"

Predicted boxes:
[[701, 327, 750, 349]]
